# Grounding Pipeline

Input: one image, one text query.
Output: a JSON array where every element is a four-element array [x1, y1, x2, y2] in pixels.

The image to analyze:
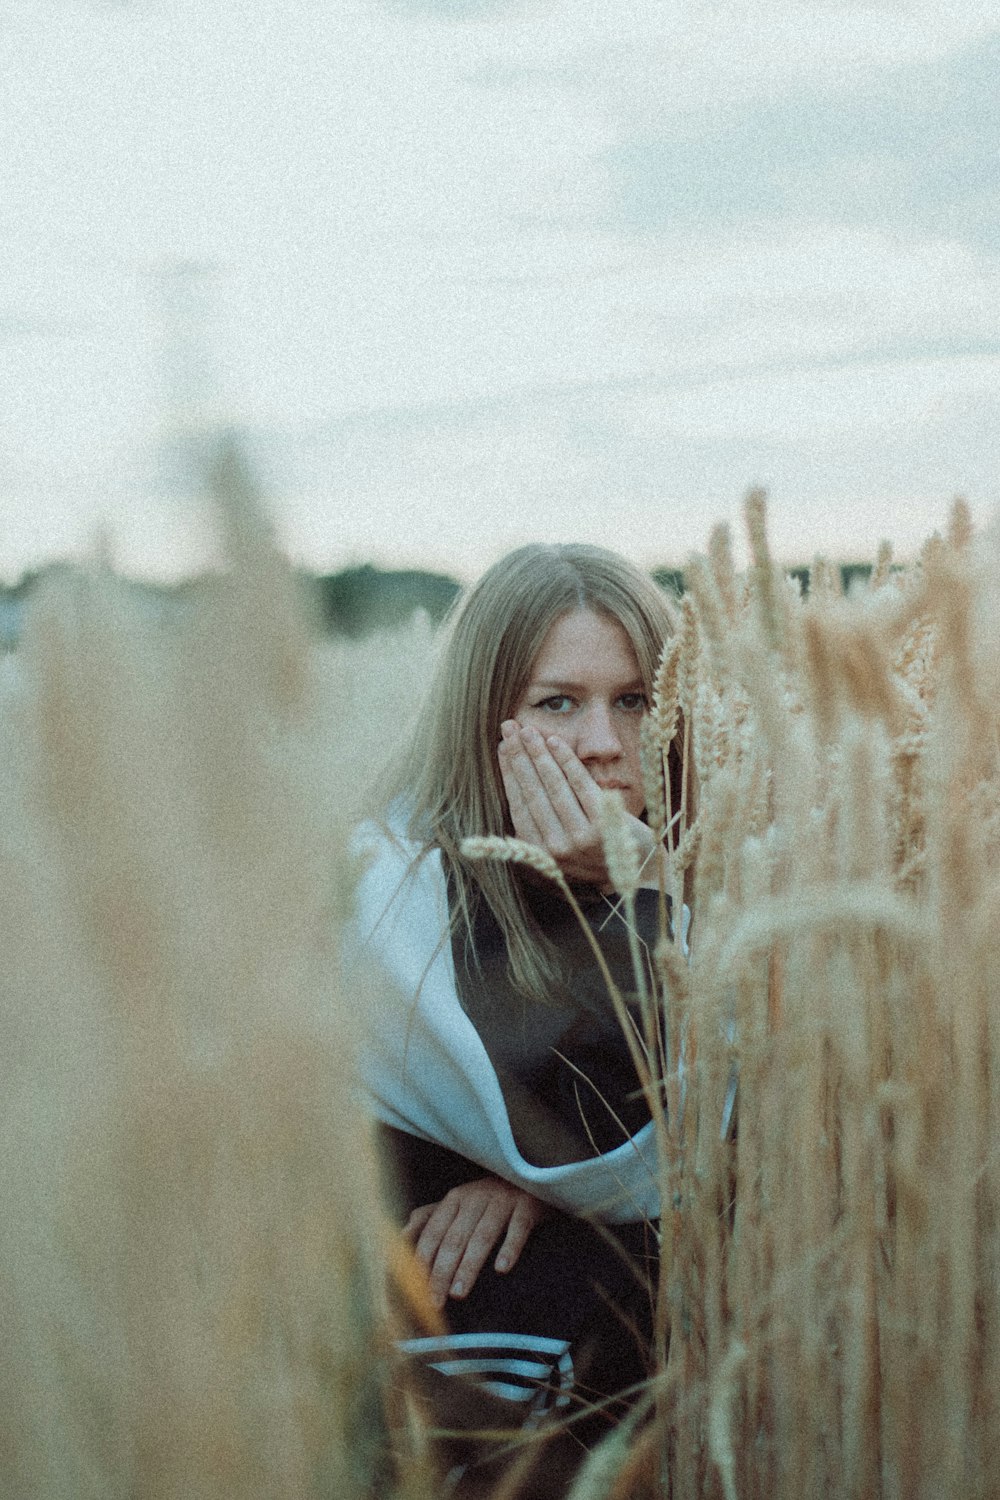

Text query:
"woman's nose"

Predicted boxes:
[[575, 702, 623, 760]]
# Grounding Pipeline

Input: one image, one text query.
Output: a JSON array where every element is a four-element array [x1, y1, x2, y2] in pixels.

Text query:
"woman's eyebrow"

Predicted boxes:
[[530, 678, 645, 694]]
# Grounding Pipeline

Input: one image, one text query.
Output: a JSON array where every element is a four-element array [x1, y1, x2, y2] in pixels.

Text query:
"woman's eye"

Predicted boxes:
[[537, 695, 574, 713], [617, 693, 648, 714]]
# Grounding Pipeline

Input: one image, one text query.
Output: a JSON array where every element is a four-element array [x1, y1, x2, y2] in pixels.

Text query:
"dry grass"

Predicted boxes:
[[3, 444, 999, 1498], [0, 439, 432, 1499], [616, 494, 1000, 1500]]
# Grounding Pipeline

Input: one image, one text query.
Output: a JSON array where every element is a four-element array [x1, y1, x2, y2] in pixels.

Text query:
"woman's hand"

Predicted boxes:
[[498, 721, 657, 887], [405, 1177, 548, 1310]]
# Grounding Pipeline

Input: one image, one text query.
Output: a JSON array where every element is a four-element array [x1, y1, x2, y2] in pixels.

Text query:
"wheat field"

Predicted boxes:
[[2, 442, 999, 1498]]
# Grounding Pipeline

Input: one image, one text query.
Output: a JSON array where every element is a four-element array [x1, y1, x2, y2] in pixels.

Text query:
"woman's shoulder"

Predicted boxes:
[[352, 811, 413, 861], [351, 805, 435, 876], [349, 809, 447, 945]]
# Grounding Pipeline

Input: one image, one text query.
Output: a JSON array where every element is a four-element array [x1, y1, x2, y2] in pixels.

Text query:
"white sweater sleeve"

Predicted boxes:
[[343, 822, 661, 1224]]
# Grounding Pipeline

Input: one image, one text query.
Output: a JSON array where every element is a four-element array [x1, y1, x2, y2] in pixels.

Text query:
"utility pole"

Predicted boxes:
[[152, 258, 223, 500]]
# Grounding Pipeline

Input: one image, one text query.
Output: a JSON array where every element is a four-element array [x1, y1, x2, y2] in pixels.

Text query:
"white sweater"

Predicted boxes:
[[344, 822, 661, 1224]]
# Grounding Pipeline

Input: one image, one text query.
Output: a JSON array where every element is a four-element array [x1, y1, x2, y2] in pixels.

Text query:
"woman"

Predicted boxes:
[[347, 543, 678, 1481]]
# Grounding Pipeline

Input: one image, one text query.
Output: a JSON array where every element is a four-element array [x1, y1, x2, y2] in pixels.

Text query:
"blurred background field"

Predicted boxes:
[[0, 555, 885, 651], [3, 438, 1000, 1497]]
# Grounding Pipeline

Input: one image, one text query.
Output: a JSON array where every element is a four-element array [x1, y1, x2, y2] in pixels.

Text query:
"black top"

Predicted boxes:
[[449, 876, 665, 1167]]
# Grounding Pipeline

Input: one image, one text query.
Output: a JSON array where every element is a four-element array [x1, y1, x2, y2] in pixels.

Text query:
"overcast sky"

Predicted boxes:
[[2, 0, 999, 581]]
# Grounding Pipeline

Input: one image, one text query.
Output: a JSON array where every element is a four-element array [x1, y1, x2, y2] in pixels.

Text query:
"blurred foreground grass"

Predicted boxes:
[[2, 442, 1000, 1498]]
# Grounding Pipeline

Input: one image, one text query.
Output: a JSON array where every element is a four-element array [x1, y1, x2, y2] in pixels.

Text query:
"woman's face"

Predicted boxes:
[[511, 607, 648, 819]]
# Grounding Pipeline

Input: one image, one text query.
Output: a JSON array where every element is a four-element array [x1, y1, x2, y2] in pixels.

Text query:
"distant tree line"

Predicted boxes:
[[312, 564, 460, 637], [315, 560, 876, 633], [787, 563, 877, 596], [0, 558, 878, 648]]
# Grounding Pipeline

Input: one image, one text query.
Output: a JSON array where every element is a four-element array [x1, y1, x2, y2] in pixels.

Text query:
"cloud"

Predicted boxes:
[[380, 0, 524, 14], [562, 0, 1000, 123], [236, 327, 999, 579], [3, 0, 1000, 580], [149, 210, 1000, 577], [604, 33, 1000, 250]]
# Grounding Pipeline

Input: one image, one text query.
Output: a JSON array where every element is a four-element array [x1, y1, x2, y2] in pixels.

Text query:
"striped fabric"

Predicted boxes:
[[397, 1330, 575, 1423]]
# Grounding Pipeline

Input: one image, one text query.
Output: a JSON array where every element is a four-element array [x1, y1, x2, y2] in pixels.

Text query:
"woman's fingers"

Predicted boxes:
[[410, 1199, 462, 1307], [405, 1202, 436, 1239], [498, 736, 546, 846], [447, 1198, 516, 1300], [514, 731, 661, 887], [544, 734, 603, 820], [494, 1191, 546, 1274], [546, 735, 659, 868], [498, 723, 618, 883], [500, 723, 590, 851], [519, 728, 593, 838], [414, 1198, 478, 1308], [407, 1179, 547, 1309], [499, 720, 660, 886]]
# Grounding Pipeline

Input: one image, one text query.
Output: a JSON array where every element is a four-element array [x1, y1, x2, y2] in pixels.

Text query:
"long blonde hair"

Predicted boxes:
[[381, 543, 677, 1004]]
